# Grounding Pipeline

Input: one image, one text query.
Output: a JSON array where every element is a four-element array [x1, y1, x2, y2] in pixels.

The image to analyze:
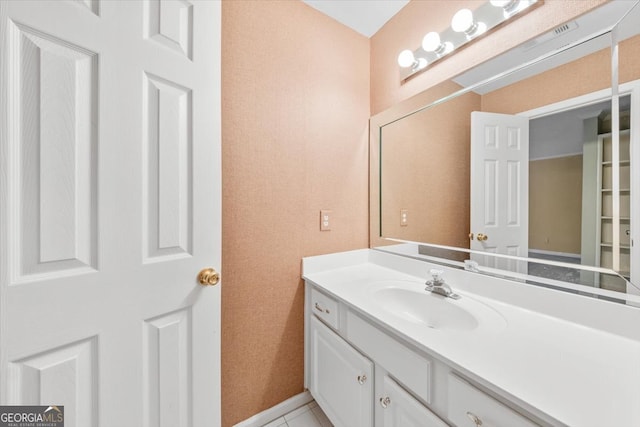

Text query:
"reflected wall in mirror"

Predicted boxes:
[[372, 0, 640, 295], [380, 84, 477, 249]]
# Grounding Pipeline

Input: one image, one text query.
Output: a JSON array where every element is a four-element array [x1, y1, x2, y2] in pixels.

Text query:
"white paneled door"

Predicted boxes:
[[470, 111, 529, 273], [0, 1, 221, 426]]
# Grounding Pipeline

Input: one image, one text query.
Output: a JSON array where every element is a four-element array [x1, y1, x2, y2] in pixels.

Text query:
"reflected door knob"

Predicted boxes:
[[198, 268, 220, 286], [477, 233, 488, 241]]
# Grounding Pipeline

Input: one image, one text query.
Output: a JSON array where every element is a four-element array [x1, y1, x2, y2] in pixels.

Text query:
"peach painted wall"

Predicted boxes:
[[480, 46, 611, 114], [370, 0, 608, 115], [221, 1, 369, 426]]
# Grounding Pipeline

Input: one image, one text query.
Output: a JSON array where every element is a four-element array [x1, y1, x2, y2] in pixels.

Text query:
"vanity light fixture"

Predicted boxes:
[[398, 0, 538, 81]]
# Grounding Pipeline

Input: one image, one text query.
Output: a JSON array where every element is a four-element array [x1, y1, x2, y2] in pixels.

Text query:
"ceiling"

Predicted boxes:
[[301, 0, 410, 38]]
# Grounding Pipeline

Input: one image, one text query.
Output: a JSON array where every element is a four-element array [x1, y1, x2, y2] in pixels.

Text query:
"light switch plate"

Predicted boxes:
[[320, 210, 332, 231]]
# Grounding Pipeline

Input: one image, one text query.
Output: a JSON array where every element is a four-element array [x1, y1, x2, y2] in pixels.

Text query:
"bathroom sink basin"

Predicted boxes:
[[366, 280, 505, 332]]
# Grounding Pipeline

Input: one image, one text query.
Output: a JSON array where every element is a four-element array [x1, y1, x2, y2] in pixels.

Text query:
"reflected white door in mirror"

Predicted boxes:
[[470, 112, 529, 274], [303, 249, 640, 426]]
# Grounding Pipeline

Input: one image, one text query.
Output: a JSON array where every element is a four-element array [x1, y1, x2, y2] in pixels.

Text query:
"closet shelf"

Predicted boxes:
[[601, 160, 631, 166], [599, 243, 631, 250], [601, 188, 630, 193]]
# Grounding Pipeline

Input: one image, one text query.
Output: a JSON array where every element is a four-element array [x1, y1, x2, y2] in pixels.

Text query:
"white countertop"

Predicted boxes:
[[303, 249, 640, 427]]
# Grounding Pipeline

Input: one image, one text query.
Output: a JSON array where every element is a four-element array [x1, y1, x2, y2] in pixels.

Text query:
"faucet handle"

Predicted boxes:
[[464, 260, 479, 272], [429, 269, 444, 282]]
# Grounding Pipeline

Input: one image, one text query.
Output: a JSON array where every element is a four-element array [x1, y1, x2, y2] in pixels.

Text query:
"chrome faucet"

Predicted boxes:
[[425, 269, 460, 299]]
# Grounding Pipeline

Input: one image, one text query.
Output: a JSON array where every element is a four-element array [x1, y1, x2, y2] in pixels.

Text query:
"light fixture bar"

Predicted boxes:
[[399, 0, 538, 82]]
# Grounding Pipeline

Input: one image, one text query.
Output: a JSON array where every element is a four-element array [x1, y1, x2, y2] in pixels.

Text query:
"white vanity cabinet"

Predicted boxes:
[[305, 282, 545, 427], [307, 285, 447, 427]]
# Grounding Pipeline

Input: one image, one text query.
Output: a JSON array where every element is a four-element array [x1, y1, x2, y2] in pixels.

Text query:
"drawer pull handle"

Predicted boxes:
[[357, 374, 367, 385], [466, 412, 483, 426], [379, 397, 391, 408], [314, 302, 330, 314]]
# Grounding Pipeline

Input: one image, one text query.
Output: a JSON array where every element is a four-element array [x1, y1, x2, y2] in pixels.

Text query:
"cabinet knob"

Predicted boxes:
[[466, 411, 483, 426], [379, 397, 391, 409], [357, 374, 367, 385]]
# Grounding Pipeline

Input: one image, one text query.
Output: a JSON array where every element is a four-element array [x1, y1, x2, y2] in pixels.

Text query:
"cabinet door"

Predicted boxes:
[[310, 316, 373, 427], [380, 376, 448, 427]]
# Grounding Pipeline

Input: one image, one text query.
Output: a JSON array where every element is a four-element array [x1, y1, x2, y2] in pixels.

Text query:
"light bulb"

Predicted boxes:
[[415, 57, 428, 70], [422, 31, 453, 56], [451, 8, 474, 33], [422, 32, 441, 52], [397, 49, 416, 68], [490, 0, 521, 15]]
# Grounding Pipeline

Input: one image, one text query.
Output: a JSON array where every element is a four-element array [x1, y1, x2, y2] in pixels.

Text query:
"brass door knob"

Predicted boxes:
[[477, 233, 488, 241], [468, 233, 474, 240], [198, 268, 220, 286]]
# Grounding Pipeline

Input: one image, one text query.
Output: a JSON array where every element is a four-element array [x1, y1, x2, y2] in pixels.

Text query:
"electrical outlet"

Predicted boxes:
[[400, 209, 408, 226], [320, 210, 332, 231]]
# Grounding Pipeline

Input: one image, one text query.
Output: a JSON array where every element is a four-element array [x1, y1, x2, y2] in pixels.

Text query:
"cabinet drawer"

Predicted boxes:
[[448, 374, 538, 427], [311, 287, 339, 330], [346, 311, 432, 404]]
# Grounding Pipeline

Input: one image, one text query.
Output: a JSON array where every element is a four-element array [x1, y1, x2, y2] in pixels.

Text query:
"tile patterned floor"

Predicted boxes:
[[261, 400, 333, 427]]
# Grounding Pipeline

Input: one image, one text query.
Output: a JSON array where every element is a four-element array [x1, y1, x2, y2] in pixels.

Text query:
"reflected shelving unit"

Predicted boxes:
[[596, 128, 631, 291]]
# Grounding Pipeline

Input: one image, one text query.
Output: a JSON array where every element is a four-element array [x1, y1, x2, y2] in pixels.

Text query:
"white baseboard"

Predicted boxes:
[[233, 391, 313, 427]]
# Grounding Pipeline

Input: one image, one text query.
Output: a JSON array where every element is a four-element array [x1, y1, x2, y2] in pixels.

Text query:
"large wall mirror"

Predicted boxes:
[[371, 0, 640, 299]]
